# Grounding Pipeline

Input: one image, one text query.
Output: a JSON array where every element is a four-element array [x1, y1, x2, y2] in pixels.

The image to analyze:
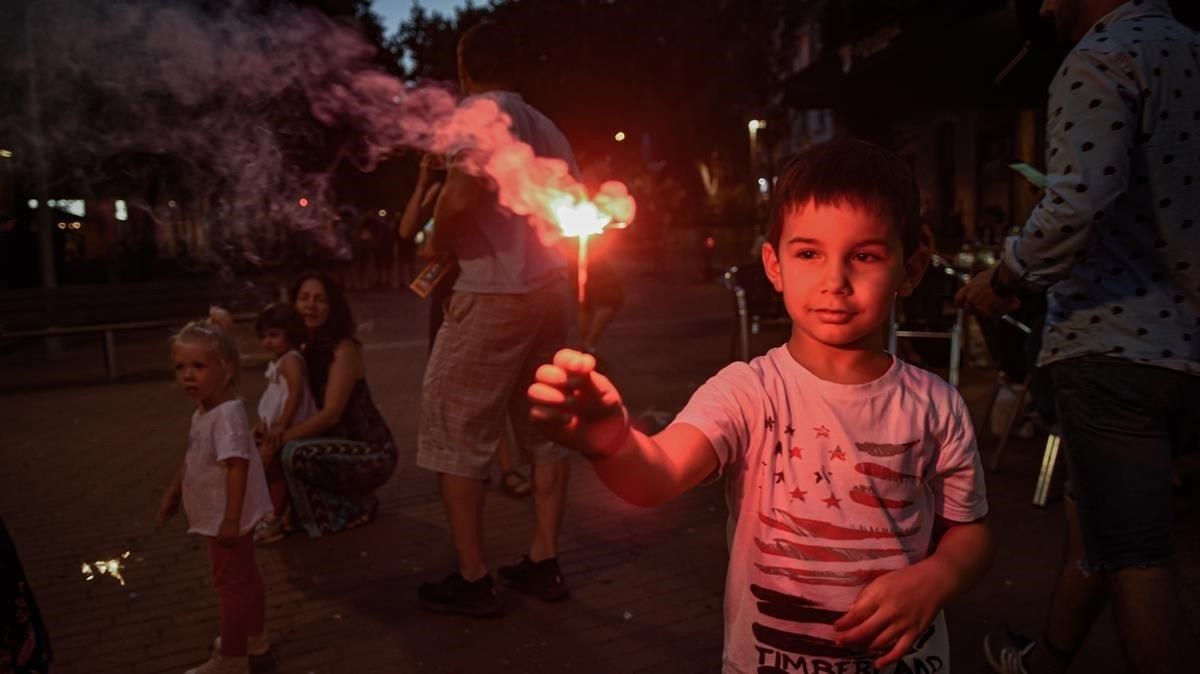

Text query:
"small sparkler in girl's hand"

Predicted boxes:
[[81, 551, 131, 586], [550, 181, 636, 304]]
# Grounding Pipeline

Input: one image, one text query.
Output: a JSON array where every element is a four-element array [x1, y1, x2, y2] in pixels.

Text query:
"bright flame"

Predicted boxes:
[[552, 198, 610, 239], [544, 181, 636, 304], [428, 96, 639, 304], [81, 551, 131, 586]]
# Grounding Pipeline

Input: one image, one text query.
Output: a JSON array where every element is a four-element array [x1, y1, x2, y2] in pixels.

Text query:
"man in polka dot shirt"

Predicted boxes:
[[958, 1, 1198, 673]]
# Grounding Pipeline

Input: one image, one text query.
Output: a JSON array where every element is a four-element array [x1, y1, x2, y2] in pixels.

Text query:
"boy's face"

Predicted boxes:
[[763, 200, 927, 352]]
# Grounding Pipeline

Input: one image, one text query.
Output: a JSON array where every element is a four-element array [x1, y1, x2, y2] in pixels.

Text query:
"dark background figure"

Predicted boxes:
[[397, 151, 530, 498], [0, 213, 36, 291], [0, 516, 52, 674], [414, 21, 579, 617], [960, 1, 1200, 673]]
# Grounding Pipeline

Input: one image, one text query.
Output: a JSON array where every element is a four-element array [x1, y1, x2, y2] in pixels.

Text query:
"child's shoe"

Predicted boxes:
[[211, 632, 270, 657], [184, 652, 249, 674], [254, 516, 286, 544]]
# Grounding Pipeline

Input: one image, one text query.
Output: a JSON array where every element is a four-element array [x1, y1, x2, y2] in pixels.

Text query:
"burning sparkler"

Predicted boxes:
[[549, 181, 636, 304], [549, 181, 633, 302], [81, 551, 131, 586]]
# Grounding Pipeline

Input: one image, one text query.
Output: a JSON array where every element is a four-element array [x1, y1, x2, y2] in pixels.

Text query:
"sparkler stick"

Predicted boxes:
[[576, 233, 590, 305], [541, 181, 635, 306], [552, 198, 620, 307]]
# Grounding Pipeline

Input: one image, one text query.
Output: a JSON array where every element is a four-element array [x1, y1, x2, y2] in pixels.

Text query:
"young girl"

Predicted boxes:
[[253, 302, 317, 543], [157, 309, 274, 674]]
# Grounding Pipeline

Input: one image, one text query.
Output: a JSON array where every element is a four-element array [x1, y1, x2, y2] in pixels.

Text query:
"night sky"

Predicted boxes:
[[372, 0, 468, 32]]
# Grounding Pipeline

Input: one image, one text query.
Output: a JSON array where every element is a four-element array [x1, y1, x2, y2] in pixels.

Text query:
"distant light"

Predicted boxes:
[[414, 231, 426, 244], [57, 222, 66, 229], [48, 199, 57, 207], [378, 209, 387, 217], [60, 199, 85, 217], [704, 236, 716, 250], [748, 119, 766, 132], [27, 199, 37, 209], [298, 197, 309, 208], [167, 200, 177, 208], [115, 200, 128, 221], [614, 131, 626, 142], [757, 177, 769, 194], [69, 221, 81, 230], [0, 149, 12, 158]]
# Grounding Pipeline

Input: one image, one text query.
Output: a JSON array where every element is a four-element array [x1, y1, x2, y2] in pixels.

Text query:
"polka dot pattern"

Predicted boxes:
[[1006, 2, 1200, 375]]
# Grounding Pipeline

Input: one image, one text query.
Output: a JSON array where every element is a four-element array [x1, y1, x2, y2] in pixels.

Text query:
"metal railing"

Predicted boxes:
[[0, 313, 256, 380]]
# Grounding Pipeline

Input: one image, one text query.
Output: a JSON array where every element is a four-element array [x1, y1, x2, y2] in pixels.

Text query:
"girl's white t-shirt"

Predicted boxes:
[[257, 350, 318, 431], [182, 399, 274, 537]]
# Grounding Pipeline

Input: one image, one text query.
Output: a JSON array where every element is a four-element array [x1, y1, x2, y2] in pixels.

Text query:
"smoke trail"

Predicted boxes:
[[1, 0, 632, 271]]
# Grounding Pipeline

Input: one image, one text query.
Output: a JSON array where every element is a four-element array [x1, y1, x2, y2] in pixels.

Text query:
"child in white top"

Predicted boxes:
[[158, 309, 273, 674], [253, 302, 317, 543], [529, 140, 994, 674]]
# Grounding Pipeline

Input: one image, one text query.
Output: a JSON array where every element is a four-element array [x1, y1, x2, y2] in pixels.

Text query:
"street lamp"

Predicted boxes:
[[748, 119, 766, 170]]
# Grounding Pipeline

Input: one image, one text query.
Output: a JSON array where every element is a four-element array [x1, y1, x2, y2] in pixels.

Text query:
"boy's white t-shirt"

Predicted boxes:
[[257, 350, 318, 431], [182, 399, 274, 537], [674, 346, 988, 674]]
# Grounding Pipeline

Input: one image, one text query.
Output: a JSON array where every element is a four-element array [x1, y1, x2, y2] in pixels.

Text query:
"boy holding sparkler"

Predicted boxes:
[[529, 140, 993, 673]]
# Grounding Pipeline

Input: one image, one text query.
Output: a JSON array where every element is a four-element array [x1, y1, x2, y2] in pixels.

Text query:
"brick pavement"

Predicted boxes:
[[1, 269, 1196, 673]]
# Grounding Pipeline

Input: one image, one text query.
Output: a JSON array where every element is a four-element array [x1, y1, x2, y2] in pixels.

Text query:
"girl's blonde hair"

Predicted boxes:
[[170, 306, 241, 391]]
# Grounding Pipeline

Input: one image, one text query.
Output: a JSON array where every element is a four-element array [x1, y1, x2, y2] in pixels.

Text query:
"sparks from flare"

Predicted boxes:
[[81, 551, 131, 586]]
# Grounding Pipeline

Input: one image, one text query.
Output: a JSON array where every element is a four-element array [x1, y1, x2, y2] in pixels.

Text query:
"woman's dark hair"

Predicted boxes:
[[255, 302, 306, 348], [289, 272, 357, 402]]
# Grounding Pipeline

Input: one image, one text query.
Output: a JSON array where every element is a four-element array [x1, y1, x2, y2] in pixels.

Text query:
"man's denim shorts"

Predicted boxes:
[[1051, 355, 1198, 572]]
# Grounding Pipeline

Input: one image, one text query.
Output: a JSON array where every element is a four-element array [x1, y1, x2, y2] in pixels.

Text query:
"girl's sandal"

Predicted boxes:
[[500, 470, 532, 498]]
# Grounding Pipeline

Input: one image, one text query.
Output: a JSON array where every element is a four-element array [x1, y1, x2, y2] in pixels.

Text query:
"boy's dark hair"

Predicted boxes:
[[458, 21, 519, 88], [766, 139, 922, 256], [256, 301, 306, 347]]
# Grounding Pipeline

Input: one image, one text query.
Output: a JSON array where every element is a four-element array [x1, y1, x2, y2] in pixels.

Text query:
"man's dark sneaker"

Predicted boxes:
[[497, 556, 568, 601], [418, 572, 503, 617]]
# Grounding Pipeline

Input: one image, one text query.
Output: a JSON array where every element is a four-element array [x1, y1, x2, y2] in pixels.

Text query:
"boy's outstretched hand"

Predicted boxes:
[[528, 349, 629, 459], [832, 563, 945, 669]]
